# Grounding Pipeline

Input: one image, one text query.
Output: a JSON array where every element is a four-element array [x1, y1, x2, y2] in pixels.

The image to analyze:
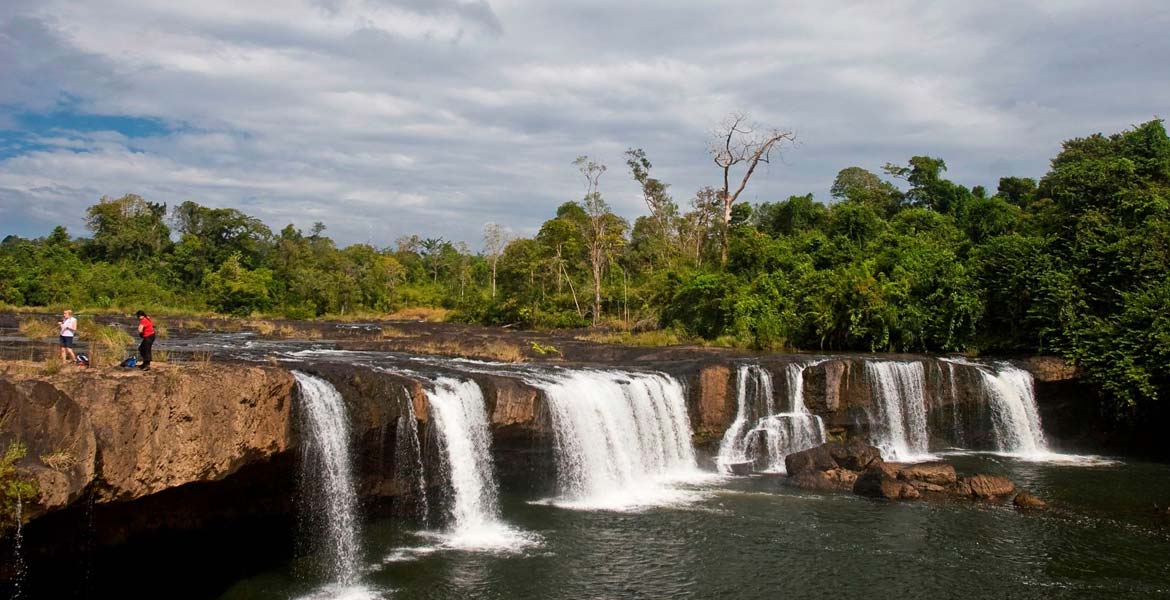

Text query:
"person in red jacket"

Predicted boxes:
[[136, 310, 156, 371]]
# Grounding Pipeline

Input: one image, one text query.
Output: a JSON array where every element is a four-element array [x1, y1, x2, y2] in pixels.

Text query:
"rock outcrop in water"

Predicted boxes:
[[785, 441, 1018, 503]]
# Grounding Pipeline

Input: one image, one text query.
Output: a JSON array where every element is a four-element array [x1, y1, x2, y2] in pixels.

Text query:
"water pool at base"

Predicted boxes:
[[219, 455, 1170, 600]]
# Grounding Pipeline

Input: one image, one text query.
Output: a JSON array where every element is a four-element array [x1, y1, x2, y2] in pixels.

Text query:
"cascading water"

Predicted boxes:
[[292, 371, 361, 587], [975, 364, 1049, 455], [11, 493, 25, 600], [718, 363, 827, 474], [424, 377, 532, 550], [394, 389, 428, 523], [865, 361, 932, 461], [716, 365, 773, 470], [528, 369, 703, 510]]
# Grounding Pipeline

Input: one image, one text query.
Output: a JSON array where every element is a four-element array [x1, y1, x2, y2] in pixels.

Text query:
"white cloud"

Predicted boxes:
[[1, 0, 1168, 247]]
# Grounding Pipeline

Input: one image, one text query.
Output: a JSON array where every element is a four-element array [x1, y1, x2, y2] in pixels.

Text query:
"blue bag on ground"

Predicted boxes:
[[120, 356, 137, 368]]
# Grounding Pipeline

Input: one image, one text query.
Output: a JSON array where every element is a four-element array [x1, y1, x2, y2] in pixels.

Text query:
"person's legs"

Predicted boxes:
[[60, 336, 76, 362], [139, 334, 155, 368]]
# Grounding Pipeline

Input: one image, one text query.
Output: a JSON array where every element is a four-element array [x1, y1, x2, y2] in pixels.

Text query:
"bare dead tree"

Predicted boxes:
[[710, 112, 795, 262], [482, 222, 511, 299]]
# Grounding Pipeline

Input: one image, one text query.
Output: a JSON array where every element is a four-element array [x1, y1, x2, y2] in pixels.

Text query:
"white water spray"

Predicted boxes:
[[976, 364, 1049, 455], [865, 361, 932, 461], [718, 363, 826, 473], [716, 365, 773, 469], [425, 377, 534, 551], [529, 369, 704, 510], [395, 389, 428, 523], [292, 371, 361, 586]]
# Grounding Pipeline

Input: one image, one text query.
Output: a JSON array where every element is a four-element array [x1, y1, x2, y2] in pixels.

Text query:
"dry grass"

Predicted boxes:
[[379, 326, 411, 339], [85, 322, 135, 368], [244, 319, 277, 335], [39, 450, 77, 472], [180, 319, 207, 331], [242, 320, 321, 339], [18, 318, 58, 340], [576, 329, 686, 347], [191, 350, 214, 364], [412, 339, 526, 362], [386, 307, 450, 322]]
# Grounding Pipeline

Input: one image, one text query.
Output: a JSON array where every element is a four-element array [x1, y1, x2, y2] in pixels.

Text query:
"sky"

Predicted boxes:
[[1, 0, 1168, 248]]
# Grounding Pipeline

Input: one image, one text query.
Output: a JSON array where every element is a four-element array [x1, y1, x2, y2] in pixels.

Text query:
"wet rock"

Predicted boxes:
[[696, 364, 734, 435], [785, 439, 883, 475], [724, 460, 754, 476], [1013, 491, 1046, 510], [898, 462, 957, 487], [788, 468, 858, 492], [955, 474, 1016, 499], [853, 466, 921, 500]]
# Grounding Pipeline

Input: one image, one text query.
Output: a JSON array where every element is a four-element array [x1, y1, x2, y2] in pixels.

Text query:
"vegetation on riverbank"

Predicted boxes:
[[2, 120, 1168, 421]]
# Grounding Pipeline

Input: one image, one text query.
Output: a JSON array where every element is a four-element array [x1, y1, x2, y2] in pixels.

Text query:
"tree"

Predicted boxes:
[[572, 155, 627, 325], [85, 194, 171, 262], [710, 112, 796, 262], [483, 222, 511, 299], [625, 148, 678, 262]]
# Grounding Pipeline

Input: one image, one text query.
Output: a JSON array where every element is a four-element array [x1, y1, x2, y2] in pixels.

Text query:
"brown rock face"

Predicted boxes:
[[898, 462, 958, 487], [695, 364, 733, 435], [0, 365, 296, 518], [853, 466, 921, 500], [955, 474, 1016, 499], [1013, 491, 1046, 509]]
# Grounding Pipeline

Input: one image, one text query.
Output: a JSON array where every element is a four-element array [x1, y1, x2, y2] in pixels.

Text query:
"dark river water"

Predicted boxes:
[[219, 454, 1170, 600]]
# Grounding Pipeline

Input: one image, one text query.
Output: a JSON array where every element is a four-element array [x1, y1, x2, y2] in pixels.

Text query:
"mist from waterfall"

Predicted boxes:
[[528, 369, 706, 511]]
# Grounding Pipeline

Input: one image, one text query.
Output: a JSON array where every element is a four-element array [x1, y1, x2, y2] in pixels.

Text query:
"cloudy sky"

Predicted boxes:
[[2, 0, 1167, 248]]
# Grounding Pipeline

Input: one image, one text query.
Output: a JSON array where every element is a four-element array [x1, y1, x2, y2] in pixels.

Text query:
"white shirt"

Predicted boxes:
[[60, 317, 77, 337]]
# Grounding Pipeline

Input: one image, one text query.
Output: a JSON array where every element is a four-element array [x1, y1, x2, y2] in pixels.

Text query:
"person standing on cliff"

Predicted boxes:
[[136, 310, 156, 371], [58, 309, 77, 363]]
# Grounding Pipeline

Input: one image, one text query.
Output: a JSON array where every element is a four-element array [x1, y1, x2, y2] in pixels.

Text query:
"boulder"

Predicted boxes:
[[853, 466, 921, 500], [723, 460, 754, 476], [1013, 491, 1046, 510], [829, 439, 884, 471], [898, 462, 957, 487], [784, 439, 882, 475], [955, 474, 1016, 499], [788, 468, 858, 492]]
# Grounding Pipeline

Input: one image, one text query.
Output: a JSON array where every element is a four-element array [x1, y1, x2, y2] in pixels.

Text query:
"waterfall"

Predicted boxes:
[[394, 388, 428, 523], [943, 360, 966, 448], [716, 365, 773, 469], [11, 493, 25, 600], [292, 371, 361, 586], [424, 377, 534, 551], [718, 363, 826, 474], [529, 369, 703, 510], [976, 364, 1049, 455], [865, 361, 932, 461]]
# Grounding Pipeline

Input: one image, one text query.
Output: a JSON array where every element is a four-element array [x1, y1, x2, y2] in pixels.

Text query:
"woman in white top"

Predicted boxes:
[[58, 309, 77, 363]]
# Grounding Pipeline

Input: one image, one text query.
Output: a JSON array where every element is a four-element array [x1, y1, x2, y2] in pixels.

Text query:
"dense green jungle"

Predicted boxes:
[[3, 120, 1168, 424]]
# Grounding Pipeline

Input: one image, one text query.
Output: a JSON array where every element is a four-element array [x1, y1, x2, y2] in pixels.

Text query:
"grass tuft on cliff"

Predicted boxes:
[[1, 441, 39, 524]]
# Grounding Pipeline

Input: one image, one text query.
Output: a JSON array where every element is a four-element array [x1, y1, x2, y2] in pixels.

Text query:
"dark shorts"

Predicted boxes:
[[60, 335, 75, 348]]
